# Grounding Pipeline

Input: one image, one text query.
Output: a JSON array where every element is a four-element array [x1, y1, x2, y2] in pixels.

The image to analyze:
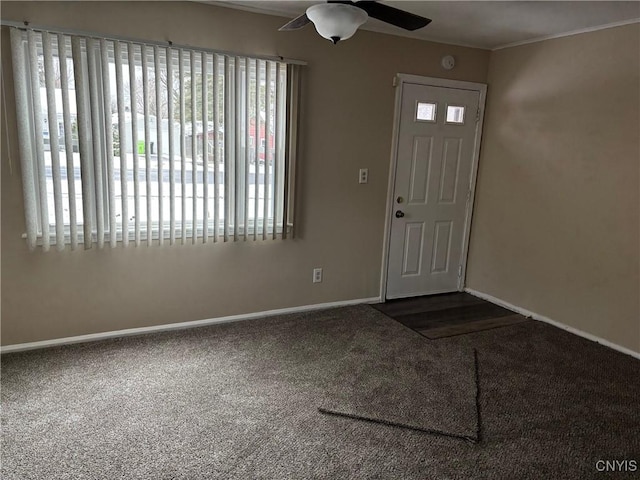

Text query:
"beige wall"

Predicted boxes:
[[0, 1, 490, 345], [467, 24, 640, 353]]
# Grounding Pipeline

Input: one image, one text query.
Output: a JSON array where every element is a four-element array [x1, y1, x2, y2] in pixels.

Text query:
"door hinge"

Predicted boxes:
[[458, 265, 463, 277], [392, 76, 398, 88], [476, 107, 481, 122]]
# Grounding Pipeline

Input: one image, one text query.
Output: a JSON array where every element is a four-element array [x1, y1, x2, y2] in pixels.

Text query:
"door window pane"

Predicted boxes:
[[416, 102, 436, 122], [446, 105, 465, 124]]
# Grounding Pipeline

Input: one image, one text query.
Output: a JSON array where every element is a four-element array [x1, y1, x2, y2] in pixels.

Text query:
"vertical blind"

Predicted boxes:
[[10, 26, 301, 251]]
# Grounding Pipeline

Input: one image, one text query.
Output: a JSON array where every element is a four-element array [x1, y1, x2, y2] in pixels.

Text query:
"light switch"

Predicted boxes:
[[359, 168, 369, 184]]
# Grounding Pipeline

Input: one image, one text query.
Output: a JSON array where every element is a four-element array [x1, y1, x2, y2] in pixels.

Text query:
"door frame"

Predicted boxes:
[[379, 74, 488, 301]]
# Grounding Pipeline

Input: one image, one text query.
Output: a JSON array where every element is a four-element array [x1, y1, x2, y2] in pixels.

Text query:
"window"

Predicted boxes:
[[445, 105, 465, 124], [9, 27, 302, 251], [416, 102, 436, 122]]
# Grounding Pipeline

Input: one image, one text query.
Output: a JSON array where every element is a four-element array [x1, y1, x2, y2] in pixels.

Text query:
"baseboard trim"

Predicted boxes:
[[464, 288, 640, 360], [0, 296, 382, 354]]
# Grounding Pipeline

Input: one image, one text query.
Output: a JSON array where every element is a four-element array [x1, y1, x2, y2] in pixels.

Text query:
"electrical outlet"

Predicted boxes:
[[359, 168, 368, 184], [312, 268, 323, 283]]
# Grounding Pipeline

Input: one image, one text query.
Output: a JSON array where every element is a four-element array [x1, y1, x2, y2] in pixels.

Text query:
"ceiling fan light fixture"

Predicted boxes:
[[306, 3, 368, 44]]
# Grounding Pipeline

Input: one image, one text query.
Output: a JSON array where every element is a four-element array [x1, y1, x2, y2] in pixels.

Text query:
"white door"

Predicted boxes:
[[386, 83, 481, 299]]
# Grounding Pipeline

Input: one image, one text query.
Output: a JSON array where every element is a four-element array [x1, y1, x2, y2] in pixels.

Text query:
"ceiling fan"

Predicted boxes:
[[279, 1, 432, 44]]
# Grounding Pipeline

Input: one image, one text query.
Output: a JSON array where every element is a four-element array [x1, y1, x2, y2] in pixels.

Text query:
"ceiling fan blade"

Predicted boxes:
[[278, 12, 312, 31], [355, 1, 431, 31]]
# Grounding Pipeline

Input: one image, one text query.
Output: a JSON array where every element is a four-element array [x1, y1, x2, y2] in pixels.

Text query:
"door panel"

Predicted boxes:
[[431, 219, 453, 273], [408, 136, 433, 204], [439, 138, 462, 203], [387, 83, 480, 299], [402, 222, 425, 275]]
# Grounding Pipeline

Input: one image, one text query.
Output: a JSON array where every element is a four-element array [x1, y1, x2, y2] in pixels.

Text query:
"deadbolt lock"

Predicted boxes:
[[396, 196, 404, 204]]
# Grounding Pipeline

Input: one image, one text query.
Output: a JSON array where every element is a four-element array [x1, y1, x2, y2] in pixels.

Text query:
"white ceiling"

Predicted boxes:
[[204, 1, 640, 50]]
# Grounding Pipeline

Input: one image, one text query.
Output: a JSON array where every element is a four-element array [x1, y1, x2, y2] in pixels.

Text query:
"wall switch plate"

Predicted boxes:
[[359, 168, 369, 184], [313, 268, 323, 283]]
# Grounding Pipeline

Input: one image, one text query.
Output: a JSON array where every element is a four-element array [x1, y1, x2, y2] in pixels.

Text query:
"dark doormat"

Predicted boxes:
[[373, 292, 530, 339]]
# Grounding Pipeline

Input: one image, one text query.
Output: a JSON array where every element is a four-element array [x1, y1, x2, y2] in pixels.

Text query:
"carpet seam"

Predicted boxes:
[[317, 408, 478, 444], [473, 348, 482, 444]]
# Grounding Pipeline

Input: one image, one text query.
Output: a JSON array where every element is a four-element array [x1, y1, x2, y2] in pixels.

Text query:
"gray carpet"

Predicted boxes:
[[318, 321, 479, 441], [2, 305, 640, 479]]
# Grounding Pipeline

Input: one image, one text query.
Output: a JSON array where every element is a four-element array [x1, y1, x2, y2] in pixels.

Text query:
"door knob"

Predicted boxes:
[[395, 210, 405, 218]]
